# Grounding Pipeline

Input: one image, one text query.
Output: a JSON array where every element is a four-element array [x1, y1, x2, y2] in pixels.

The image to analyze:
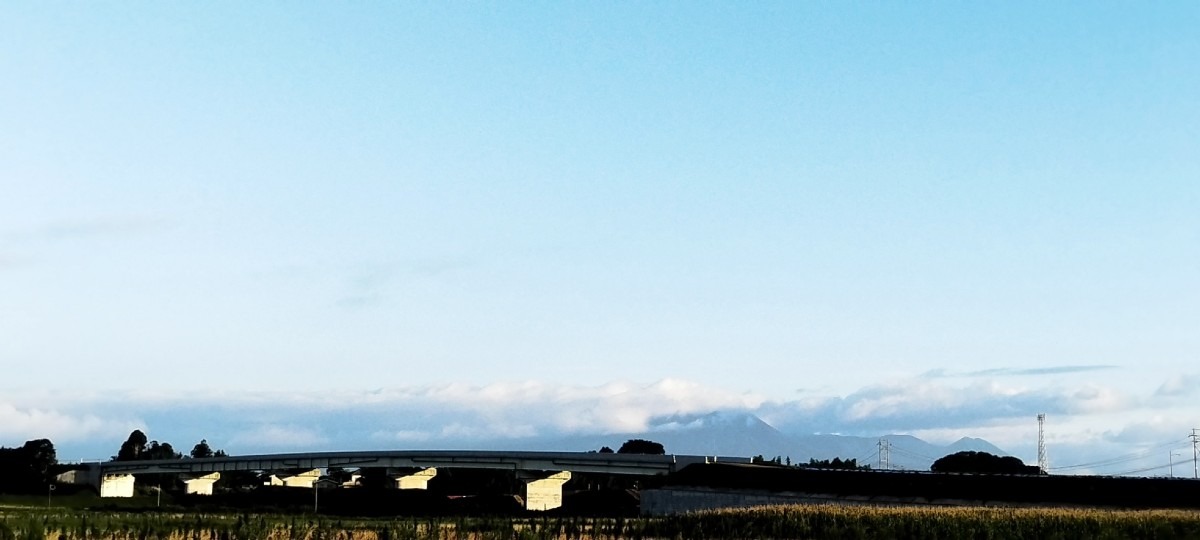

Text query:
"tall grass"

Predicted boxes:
[[648, 505, 1200, 540], [3, 505, 1200, 539]]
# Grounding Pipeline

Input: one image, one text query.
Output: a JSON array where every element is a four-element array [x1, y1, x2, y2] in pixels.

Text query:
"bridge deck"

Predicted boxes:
[[97, 450, 741, 475]]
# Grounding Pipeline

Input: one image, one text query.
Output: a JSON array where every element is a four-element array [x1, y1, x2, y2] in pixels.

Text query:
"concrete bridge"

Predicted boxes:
[[85, 450, 746, 510]]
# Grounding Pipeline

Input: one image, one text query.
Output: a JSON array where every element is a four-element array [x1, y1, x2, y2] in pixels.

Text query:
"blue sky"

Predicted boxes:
[[2, 3, 1198, 474]]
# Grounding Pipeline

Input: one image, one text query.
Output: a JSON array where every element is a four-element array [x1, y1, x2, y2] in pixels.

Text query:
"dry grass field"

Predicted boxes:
[[4, 504, 1200, 540]]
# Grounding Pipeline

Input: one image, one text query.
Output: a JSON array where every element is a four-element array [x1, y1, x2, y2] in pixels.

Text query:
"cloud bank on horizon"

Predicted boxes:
[[4, 373, 1197, 476]]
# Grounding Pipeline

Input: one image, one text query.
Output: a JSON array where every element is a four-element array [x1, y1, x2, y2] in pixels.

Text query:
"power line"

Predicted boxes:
[[897, 446, 937, 460], [1051, 449, 1187, 473], [1107, 433, 1200, 477], [1110, 462, 1176, 477], [1049, 438, 1191, 472], [888, 445, 937, 462], [854, 447, 879, 466]]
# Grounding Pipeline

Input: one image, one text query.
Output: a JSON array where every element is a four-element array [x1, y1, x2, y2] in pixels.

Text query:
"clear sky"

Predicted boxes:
[[2, 2, 1198, 473]]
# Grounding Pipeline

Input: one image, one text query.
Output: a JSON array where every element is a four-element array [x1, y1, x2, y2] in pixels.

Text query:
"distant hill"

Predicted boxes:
[[946, 436, 1007, 455], [790, 433, 1008, 471], [518, 411, 801, 459], [632, 411, 818, 459], [524, 411, 1012, 471]]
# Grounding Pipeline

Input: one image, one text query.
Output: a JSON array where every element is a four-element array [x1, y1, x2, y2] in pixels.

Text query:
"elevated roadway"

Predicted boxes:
[[97, 450, 739, 476]]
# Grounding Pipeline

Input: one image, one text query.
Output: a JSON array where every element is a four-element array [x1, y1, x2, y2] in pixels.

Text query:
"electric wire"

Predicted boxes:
[[1109, 461, 1179, 477], [1048, 438, 1191, 472]]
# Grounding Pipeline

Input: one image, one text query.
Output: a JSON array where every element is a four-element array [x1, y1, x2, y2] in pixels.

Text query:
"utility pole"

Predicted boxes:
[[47, 484, 54, 508], [1171, 452, 1182, 478]]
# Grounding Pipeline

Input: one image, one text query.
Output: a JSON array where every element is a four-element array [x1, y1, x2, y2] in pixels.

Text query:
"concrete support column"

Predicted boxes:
[[266, 469, 321, 488], [390, 467, 438, 490], [183, 472, 221, 495], [519, 471, 571, 511], [100, 474, 136, 498]]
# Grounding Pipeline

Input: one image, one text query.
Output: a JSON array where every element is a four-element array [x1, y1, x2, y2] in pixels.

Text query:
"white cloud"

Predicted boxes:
[[8, 378, 1138, 448], [756, 377, 1140, 436], [438, 422, 537, 440], [925, 365, 1119, 378], [229, 425, 328, 449], [169, 378, 767, 436], [380, 430, 433, 443], [1156, 374, 1200, 397], [1101, 413, 1198, 445], [1066, 384, 1130, 413], [5, 376, 1184, 475], [0, 401, 142, 446]]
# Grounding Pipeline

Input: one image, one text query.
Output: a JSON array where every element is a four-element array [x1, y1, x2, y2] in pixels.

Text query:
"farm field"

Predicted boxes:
[[4, 504, 1200, 540]]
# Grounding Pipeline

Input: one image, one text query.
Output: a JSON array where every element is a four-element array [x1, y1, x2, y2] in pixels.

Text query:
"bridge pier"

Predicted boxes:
[[100, 473, 136, 498], [519, 471, 571, 511], [266, 469, 321, 488], [183, 472, 221, 495], [391, 467, 437, 489]]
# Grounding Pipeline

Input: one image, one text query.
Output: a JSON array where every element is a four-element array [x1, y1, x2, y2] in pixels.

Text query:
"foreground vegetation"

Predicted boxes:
[[4, 504, 1200, 540]]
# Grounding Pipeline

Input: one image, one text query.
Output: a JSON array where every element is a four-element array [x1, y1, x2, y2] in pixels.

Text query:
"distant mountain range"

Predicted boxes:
[[486, 411, 1009, 472]]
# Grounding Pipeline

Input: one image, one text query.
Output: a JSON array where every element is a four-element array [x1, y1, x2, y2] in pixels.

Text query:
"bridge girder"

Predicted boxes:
[[96, 450, 732, 476]]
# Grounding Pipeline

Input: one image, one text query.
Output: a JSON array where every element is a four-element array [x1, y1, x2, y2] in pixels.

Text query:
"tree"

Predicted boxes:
[[21, 439, 57, 479], [116, 430, 191, 462], [598, 446, 614, 454], [0, 439, 58, 493], [805, 457, 870, 470], [752, 455, 785, 466], [931, 451, 1041, 475], [0, 439, 58, 494], [143, 441, 181, 460], [617, 439, 665, 455], [116, 430, 148, 461], [190, 439, 214, 459], [356, 467, 392, 490]]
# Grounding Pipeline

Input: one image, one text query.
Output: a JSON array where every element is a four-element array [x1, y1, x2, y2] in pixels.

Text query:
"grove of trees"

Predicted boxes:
[[113, 430, 226, 462], [0, 439, 58, 493], [805, 457, 870, 470], [931, 451, 1042, 475], [114, 430, 184, 461], [189, 439, 228, 459], [616, 439, 666, 455]]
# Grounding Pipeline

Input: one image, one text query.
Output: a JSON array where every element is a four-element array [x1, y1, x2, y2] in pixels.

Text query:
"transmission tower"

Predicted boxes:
[[878, 438, 891, 470], [1037, 413, 1047, 472], [1191, 428, 1199, 479]]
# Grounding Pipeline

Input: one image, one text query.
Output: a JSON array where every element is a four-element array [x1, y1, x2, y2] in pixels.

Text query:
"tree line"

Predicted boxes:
[[746, 452, 1039, 474], [114, 429, 227, 461]]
